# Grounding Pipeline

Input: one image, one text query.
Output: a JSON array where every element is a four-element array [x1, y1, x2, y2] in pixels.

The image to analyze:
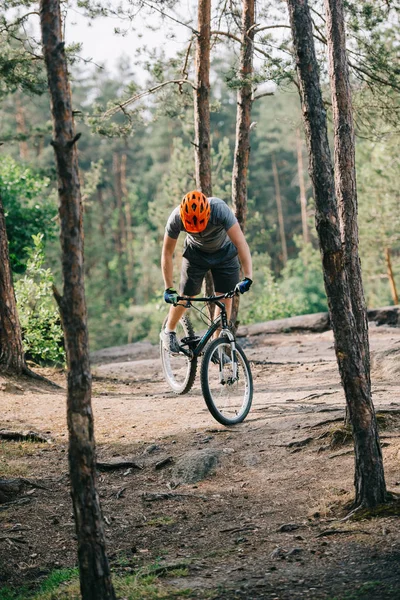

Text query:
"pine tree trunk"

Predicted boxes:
[[0, 196, 27, 374], [231, 0, 255, 328], [194, 0, 214, 302], [15, 95, 29, 160], [39, 2, 116, 598], [385, 247, 399, 305], [121, 153, 134, 291], [97, 187, 112, 307], [232, 0, 255, 230], [287, 0, 387, 508], [325, 0, 370, 372], [296, 128, 309, 244], [113, 153, 126, 294], [272, 154, 288, 266], [194, 0, 212, 198]]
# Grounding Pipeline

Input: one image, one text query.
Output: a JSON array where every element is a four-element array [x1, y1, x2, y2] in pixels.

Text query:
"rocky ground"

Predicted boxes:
[[1, 319, 400, 599]]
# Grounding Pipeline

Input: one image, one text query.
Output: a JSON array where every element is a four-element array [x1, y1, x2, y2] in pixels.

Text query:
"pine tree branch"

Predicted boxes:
[[140, 1, 199, 35], [102, 79, 196, 119]]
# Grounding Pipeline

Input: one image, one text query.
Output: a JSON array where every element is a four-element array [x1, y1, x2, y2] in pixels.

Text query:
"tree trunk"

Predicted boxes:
[[287, 0, 387, 508], [15, 95, 29, 160], [39, 2, 116, 598], [194, 0, 214, 303], [272, 154, 288, 266], [231, 0, 255, 328], [194, 0, 212, 198], [97, 187, 112, 307], [296, 128, 309, 244], [121, 153, 134, 291], [113, 153, 126, 295], [325, 0, 370, 374], [0, 195, 27, 374], [385, 247, 399, 305]]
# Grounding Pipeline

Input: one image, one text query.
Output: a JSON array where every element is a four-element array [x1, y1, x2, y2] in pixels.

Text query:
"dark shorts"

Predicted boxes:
[[180, 243, 240, 296]]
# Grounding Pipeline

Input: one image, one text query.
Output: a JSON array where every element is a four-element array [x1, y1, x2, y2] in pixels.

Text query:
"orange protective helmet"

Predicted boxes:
[[180, 190, 211, 233]]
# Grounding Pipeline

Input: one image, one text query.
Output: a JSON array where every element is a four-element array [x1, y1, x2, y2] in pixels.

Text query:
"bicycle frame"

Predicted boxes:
[[174, 292, 238, 379]]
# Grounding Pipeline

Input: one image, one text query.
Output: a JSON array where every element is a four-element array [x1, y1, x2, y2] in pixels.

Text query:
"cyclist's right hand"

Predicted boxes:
[[164, 287, 179, 304]]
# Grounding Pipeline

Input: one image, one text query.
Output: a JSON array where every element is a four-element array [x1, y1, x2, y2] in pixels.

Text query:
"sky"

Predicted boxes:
[[64, 1, 195, 81]]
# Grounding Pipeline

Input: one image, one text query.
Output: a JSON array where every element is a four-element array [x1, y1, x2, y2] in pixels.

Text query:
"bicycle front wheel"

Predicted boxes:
[[160, 315, 197, 395], [200, 338, 253, 425]]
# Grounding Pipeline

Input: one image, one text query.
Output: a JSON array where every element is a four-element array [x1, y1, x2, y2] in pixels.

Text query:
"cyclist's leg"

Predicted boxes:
[[211, 255, 240, 336], [165, 256, 206, 331]]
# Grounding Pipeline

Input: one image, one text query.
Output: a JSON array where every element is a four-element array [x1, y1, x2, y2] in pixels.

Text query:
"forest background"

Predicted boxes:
[[1, 0, 399, 365]]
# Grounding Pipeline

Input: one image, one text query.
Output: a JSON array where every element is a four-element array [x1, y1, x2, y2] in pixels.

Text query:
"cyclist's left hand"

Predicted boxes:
[[164, 287, 179, 304], [235, 277, 253, 294]]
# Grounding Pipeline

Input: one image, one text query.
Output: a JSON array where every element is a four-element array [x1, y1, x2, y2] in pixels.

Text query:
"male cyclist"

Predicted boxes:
[[160, 190, 253, 353]]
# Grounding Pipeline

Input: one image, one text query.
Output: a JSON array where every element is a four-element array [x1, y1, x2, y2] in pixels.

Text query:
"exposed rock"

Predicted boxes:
[[372, 344, 400, 379], [90, 341, 158, 364], [368, 306, 400, 327], [171, 449, 221, 485], [237, 312, 330, 337]]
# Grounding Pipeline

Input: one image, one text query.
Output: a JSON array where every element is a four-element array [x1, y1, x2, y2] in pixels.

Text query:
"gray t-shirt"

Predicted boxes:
[[165, 197, 237, 254]]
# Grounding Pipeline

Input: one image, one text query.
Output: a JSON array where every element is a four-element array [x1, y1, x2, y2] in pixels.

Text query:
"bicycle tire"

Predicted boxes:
[[200, 337, 253, 426], [160, 315, 197, 394]]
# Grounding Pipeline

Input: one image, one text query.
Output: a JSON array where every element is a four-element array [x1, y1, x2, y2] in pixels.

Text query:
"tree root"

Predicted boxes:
[[96, 461, 143, 472], [22, 365, 62, 388], [342, 494, 400, 521], [0, 430, 51, 443]]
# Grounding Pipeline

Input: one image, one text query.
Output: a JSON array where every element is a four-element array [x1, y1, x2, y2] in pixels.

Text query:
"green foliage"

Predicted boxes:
[[357, 135, 400, 307], [0, 156, 57, 273], [241, 240, 326, 325], [15, 234, 65, 366], [240, 254, 302, 325], [280, 237, 327, 315]]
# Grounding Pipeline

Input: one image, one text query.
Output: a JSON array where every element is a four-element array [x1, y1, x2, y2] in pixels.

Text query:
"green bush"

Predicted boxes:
[[15, 234, 65, 365], [240, 258, 302, 325], [280, 237, 327, 315], [0, 155, 57, 273], [240, 241, 327, 326]]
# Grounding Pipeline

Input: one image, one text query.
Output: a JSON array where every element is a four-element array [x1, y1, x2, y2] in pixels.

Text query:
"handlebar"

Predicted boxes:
[[176, 289, 236, 304]]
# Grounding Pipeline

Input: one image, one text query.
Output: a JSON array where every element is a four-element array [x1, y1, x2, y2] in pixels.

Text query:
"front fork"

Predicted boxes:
[[218, 328, 238, 381]]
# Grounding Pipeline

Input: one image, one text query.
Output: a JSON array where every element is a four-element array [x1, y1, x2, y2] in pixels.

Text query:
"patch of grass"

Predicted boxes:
[[328, 424, 353, 449], [115, 571, 193, 599], [0, 568, 79, 600], [0, 441, 38, 477], [0, 565, 194, 600]]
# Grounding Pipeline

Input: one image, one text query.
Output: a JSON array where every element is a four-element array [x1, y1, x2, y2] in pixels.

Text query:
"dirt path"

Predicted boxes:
[[1, 324, 400, 599]]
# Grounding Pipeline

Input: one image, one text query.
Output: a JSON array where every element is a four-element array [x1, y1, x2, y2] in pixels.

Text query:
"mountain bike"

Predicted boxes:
[[160, 290, 253, 426]]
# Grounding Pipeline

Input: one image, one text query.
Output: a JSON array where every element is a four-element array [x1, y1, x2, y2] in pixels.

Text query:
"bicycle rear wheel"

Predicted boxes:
[[160, 315, 197, 394], [200, 338, 253, 425]]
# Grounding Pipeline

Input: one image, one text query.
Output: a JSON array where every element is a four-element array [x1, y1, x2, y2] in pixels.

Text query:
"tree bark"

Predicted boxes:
[[385, 247, 399, 305], [325, 0, 370, 375], [231, 0, 255, 328], [232, 0, 255, 231], [194, 0, 214, 303], [121, 153, 134, 291], [113, 153, 126, 295], [287, 0, 387, 508], [272, 154, 288, 266], [15, 95, 29, 160], [0, 195, 27, 374], [194, 0, 212, 198], [296, 128, 309, 244], [39, 2, 116, 598]]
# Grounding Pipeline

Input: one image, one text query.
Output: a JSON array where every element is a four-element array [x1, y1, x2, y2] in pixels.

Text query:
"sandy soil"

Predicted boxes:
[[1, 323, 400, 599]]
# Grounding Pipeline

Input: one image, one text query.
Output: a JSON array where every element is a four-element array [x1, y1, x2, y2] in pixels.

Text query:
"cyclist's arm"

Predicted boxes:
[[227, 223, 253, 280], [161, 234, 178, 289]]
